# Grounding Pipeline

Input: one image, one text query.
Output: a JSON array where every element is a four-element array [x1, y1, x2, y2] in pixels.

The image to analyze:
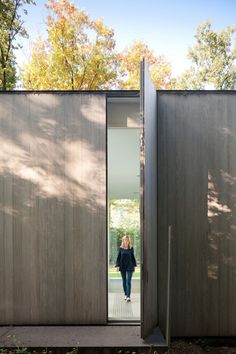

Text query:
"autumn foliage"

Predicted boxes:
[[119, 40, 175, 89], [21, 0, 175, 90], [22, 0, 118, 90], [5, 1, 236, 90]]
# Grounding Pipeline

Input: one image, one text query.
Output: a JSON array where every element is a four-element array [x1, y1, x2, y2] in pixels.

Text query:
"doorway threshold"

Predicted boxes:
[[108, 320, 140, 325]]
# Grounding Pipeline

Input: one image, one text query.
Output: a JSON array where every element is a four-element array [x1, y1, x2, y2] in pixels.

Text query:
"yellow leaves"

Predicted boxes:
[[92, 18, 114, 39], [21, 0, 176, 91], [119, 40, 175, 89], [46, 0, 89, 26], [21, 0, 118, 90], [21, 38, 52, 90], [150, 61, 173, 89]]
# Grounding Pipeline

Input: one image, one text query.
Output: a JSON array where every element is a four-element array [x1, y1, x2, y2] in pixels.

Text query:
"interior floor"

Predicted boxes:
[[108, 292, 140, 321]]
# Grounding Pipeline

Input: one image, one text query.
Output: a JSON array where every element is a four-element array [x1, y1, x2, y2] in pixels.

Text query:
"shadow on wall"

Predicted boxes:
[[207, 111, 236, 283], [158, 93, 236, 336], [0, 93, 106, 324], [0, 93, 105, 208]]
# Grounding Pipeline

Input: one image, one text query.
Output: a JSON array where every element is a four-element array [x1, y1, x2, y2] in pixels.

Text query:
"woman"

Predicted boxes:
[[115, 235, 137, 302]]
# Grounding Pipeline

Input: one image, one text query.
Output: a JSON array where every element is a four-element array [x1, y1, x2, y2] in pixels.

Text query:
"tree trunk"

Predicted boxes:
[[2, 66, 7, 91]]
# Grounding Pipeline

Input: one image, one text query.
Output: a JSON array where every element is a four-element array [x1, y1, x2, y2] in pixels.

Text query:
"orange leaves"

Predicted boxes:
[[22, 0, 175, 90], [119, 40, 175, 89], [46, 0, 87, 23]]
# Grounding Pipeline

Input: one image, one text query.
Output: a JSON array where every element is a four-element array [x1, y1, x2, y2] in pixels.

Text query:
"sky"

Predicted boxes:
[[17, 0, 236, 76]]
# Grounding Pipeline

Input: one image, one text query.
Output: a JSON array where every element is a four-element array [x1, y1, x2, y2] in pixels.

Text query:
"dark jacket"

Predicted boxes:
[[115, 247, 137, 272]]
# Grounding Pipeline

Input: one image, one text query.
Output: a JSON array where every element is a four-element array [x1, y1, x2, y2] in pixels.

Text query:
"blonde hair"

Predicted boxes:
[[121, 235, 132, 249]]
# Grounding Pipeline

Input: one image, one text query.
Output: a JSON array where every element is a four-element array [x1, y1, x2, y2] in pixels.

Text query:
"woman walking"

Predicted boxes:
[[115, 235, 137, 302]]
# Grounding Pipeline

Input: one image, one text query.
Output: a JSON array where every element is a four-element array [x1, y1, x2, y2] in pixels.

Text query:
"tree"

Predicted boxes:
[[118, 40, 175, 89], [177, 20, 236, 89], [0, 0, 35, 90], [109, 199, 140, 264], [22, 0, 118, 90], [110, 199, 140, 230]]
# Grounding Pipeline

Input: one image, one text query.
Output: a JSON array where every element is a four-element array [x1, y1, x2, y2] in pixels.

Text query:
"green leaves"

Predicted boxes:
[[177, 20, 236, 90], [0, 0, 35, 90], [5, 3, 236, 91]]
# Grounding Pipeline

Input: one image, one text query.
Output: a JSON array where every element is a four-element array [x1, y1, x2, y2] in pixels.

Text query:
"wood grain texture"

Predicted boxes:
[[140, 61, 158, 338], [0, 93, 106, 324], [157, 92, 236, 336]]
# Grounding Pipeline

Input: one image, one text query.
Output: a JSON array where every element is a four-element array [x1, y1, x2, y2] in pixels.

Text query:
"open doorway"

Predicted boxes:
[[107, 96, 141, 322]]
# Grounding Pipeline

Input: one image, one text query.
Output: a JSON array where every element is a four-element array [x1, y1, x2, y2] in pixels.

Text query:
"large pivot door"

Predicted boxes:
[[140, 60, 158, 338]]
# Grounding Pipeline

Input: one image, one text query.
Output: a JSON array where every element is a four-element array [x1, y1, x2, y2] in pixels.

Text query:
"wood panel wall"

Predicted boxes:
[[157, 92, 236, 336], [0, 93, 107, 324]]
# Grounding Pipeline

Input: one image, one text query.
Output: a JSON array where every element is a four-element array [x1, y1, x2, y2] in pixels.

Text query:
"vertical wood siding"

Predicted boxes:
[[157, 92, 236, 336], [0, 93, 106, 324]]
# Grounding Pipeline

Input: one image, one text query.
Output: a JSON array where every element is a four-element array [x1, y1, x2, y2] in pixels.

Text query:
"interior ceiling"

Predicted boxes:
[[107, 97, 140, 104], [108, 128, 140, 200]]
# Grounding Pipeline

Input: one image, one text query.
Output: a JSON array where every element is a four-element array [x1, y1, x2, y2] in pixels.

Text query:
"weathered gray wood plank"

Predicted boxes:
[[0, 93, 106, 324], [157, 92, 236, 336]]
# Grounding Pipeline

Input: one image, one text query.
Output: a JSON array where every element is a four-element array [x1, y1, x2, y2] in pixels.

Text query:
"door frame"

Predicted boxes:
[[105, 87, 171, 344], [105, 91, 141, 324]]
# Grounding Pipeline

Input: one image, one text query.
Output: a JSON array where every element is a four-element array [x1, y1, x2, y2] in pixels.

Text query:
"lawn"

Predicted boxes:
[[109, 266, 140, 278]]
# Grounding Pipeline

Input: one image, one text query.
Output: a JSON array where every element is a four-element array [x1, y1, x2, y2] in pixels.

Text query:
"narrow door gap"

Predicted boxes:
[[107, 96, 141, 323]]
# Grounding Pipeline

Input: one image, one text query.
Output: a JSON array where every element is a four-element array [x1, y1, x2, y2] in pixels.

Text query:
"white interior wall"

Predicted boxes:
[[107, 98, 140, 128], [107, 98, 140, 199]]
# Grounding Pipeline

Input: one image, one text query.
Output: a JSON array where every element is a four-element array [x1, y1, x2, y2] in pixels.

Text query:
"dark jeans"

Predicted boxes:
[[120, 270, 133, 297]]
